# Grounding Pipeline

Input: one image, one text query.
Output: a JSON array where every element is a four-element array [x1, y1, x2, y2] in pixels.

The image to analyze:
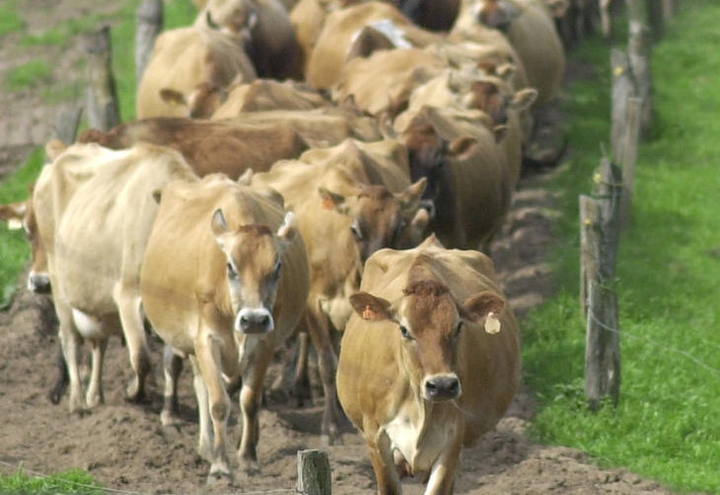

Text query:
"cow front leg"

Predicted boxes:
[[424, 433, 462, 495], [161, 344, 184, 426], [237, 340, 274, 475], [56, 302, 84, 414], [113, 284, 150, 401], [85, 337, 108, 409], [189, 356, 213, 461], [367, 432, 401, 495], [195, 334, 233, 484], [305, 306, 341, 444]]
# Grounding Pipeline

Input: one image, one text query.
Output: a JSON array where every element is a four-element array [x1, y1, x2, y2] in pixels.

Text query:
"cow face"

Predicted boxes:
[[0, 190, 50, 294], [350, 281, 506, 402], [472, 0, 522, 32], [205, 0, 258, 45], [212, 209, 296, 334], [318, 179, 427, 263]]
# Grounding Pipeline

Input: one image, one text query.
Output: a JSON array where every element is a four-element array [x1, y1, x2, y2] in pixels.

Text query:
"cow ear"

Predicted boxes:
[[160, 88, 187, 107], [276, 211, 297, 243], [237, 168, 254, 185], [45, 139, 67, 161], [495, 63, 516, 81], [211, 208, 229, 236], [510, 88, 538, 111], [398, 177, 427, 209], [448, 136, 477, 159], [461, 290, 505, 327], [350, 292, 393, 321], [0, 202, 27, 230], [205, 9, 220, 29], [318, 187, 349, 214]]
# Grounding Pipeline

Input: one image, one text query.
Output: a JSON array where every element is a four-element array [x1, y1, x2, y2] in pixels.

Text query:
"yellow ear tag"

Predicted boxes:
[[484, 312, 501, 334], [7, 219, 22, 230], [362, 305, 375, 320]]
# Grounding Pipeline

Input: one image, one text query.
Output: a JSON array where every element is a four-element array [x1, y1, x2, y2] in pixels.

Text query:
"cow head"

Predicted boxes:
[[400, 110, 479, 219], [318, 179, 428, 263], [0, 186, 50, 294], [462, 79, 537, 133], [211, 209, 297, 334], [204, 0, 258, 45], [472, 0, 523, 32], [350, 279, 506, 402], [159, 82, 231, 119]]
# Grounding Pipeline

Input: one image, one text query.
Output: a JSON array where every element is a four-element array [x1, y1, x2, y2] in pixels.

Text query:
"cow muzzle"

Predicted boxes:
[[423, 373, 462, 402], [235, 308, 274, 334], [27, 271, 51, 294], [420, 199, 436, 221]]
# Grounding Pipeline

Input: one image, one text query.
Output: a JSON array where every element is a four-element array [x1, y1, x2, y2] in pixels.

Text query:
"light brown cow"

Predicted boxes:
[[337, 234, 520, 494], [209, 79, 329, 117], [78, 117, 309, 180], [36, 143, 197, 413], [140, 174, 309, 482], [456, 0, 565, 105], [196, 0, 304, 79], [136, 25, 256, 119], [306, 1, 442, 89], [252, 138, 429, 442], [393, 104, 515, 251]]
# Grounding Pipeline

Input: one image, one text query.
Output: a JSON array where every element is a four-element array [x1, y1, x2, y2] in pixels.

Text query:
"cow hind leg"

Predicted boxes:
[[48, 342, 69, 404], [85, 337, 108, 409], [161, 344, 184, 427], [113, 284, 151, 402]]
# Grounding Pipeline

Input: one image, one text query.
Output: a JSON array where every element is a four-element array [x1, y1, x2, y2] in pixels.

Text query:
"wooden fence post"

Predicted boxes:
[[662, 0, 674, 21], [627, 0, 657, 136], [85, 26, 121, 131], [51, 106, 83, 146], [610, 49, 636, 159], [581, 157, 623, 410], [619, 97, 642, 226], [136, 0, 163, 85], [297, 449, 331, 495], [645, 0, 664, 39]]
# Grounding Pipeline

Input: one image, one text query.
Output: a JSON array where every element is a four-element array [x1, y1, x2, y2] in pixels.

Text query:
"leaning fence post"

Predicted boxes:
[[84, 26, 121, 131], [51, 106, 83, 146], [297, 449, 331, 495], [136, 0, 163, 85]]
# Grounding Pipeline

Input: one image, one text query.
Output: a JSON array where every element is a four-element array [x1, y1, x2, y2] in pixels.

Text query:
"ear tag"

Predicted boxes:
[[362, 305, 375, 320], [484, 312, 501, 334], [7, 219, 22, 230], [322, 197, 335, 210]]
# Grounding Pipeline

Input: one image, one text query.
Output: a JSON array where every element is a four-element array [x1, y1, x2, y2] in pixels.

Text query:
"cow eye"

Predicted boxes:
[[399, 325, 414, 340], [350, 220, 363, 240], [272, 260, 282, 279], [226, 262, 238, 279]]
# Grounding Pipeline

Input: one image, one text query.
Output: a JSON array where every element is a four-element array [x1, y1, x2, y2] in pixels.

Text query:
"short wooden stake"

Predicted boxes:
[[84, 26, 121, 131], [51, 106, 83, 146], [297, 449, 331, 495]]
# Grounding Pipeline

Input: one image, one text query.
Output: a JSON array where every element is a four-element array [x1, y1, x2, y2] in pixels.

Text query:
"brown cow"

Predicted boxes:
[[337, 234, 520, 494], [78, 117, 309, 180], [306, 1, 442, 89], [36, 143, 197, 413], [252, 138, 429, 442], [136, 25, 256, 119], [197, 0, 304, 79], [456, 0, 565, 105], [140, 174, 309, 482]]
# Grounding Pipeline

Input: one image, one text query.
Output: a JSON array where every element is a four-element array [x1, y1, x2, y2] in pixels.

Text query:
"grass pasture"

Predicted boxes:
[[523, 2, 720, 492]]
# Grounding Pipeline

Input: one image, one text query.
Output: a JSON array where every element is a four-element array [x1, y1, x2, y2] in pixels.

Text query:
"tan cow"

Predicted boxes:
[[209, 79, 329, 117], [306, 1, 442, 89], [136, 25, 256, 119], [196, 0, 304, 79], [456, 0, 565, 105], [337, 234, 520, 494], [78, 118, 309, 180], [140, 174, 309, 482], [36, 142, 197, 413], [252, 138, 429, 441]]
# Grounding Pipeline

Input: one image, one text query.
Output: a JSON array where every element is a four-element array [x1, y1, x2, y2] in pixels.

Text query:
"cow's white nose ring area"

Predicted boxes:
[[423, 374, 462, 401], [235, 308, 274, 334]]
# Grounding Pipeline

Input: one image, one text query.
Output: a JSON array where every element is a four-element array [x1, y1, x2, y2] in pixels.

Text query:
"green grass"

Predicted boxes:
[[0, 1, 24, 37], [5, 60, 53, 92], [0, 468, 102, 495], [21, 12, 119, 47], [523, 2, 720, 493]]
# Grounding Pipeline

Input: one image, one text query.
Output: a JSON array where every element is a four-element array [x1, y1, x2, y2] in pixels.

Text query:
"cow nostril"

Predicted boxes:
[[259, 315, 270, 326], [239, 315, 250, 326]]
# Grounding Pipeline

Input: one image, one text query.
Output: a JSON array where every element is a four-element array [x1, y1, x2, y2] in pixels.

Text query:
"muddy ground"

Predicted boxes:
[[0, 3, 677, 494]]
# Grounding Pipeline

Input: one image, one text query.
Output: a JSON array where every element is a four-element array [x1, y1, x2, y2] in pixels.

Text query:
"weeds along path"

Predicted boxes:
[[0, 2, 676, 493]]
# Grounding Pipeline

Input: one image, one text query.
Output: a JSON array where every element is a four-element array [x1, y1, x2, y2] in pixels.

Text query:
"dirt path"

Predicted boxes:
[[0, 3, 675, 494]]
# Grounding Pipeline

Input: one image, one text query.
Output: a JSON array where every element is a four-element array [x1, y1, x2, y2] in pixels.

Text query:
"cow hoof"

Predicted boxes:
[[124, 379, 145, 403], [86, 394, 104, 409], [160, 410, 183, 428], [238, 459, 259, 477], [206, 469, 233, 486]]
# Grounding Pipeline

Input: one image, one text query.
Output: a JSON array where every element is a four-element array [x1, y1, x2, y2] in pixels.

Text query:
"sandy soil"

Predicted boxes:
[[0, 3, 678, 494]]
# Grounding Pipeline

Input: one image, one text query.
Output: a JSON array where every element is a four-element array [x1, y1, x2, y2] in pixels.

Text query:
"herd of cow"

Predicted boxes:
[[0, 0, 605, 492]]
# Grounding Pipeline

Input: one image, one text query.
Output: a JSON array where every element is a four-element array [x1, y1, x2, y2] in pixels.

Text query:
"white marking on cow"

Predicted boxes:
[[72, 309, 104, 339], [369, 19, 412, 49]]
